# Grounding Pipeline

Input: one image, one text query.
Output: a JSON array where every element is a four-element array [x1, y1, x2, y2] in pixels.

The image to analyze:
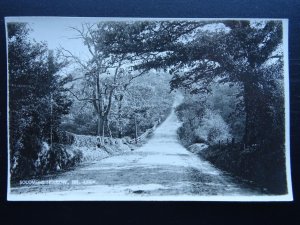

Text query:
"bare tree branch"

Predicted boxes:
[[58, 46, 89, 70], [67, 89, 100, 102]]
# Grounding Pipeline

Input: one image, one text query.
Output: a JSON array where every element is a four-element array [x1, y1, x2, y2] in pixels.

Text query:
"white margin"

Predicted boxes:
[[5, 18, 11, 200], [282, 19, 293, 200]]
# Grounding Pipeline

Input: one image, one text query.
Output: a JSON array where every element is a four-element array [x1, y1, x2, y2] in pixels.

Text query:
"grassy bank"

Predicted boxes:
[[198, 143, 287, 195]]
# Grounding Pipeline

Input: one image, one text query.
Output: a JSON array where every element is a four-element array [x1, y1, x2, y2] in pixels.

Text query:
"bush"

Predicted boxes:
[[177, 124, 198, 147], [35, 142, 82, 174], [195, 109, 232, 145], [11, 142, 83, 182], [176, 100, 232, 147], [199, 143, 287, 194]]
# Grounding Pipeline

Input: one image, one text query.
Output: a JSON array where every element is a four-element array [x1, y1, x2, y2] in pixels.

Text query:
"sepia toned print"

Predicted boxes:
[[6, 17, 292, 201]]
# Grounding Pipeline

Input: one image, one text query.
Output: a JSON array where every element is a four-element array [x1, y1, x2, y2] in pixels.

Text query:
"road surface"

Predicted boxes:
[[9, 95, 258, 200]]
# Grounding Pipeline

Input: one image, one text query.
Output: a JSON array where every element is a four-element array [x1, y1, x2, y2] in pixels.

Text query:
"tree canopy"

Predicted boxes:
[[8, 23, 72, 178], [100, 20, 284, 146]]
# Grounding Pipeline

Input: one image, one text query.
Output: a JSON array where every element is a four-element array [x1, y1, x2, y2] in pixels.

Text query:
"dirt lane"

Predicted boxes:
[[9, 96, 258, 200]]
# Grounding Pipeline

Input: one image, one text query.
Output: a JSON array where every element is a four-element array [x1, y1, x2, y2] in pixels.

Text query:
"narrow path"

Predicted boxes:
[[9, 95, 258, 200]]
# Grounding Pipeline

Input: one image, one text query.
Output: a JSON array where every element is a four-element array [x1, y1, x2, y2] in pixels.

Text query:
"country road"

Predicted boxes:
[[9, 95, 259, 200]]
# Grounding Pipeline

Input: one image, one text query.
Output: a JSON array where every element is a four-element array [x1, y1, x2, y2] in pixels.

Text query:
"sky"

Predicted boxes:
[[5, 17, 272, 56], [5, 17, 284, 70], [6, 17, 120, 72], [19, 17, 96, 60]]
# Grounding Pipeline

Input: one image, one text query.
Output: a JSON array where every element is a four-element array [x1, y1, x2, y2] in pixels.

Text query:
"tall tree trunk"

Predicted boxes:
[[242, 76, 259, 146], [107, 119, 113, 138], [117, 96, 123, 138], [102, 115, 106, 137], [97, 113, 104, 136], [134, 115, 138, 143], [243, 80, 250, 145]]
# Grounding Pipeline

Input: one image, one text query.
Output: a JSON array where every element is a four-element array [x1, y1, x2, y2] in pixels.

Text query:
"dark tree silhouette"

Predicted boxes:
[[104, 20, 284, 147], [102, 20, 286, 193], [8, 23, 72, 179]]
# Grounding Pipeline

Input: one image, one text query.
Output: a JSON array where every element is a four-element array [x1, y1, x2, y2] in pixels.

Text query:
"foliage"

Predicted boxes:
[[61, 22, 159, 136], [199, 143, 287, 194], [107, 20, 284, 147], [195, 109, 232, 145], [176, 92, 233, 146], [205, 82, 245, 141], [146, 20, 286, 192], [35, 142, 82, 174], [8, 23, 72, 180], [62, 72, 173, 138], [114, 72, 173, 138], [8, 20, 287, 193]]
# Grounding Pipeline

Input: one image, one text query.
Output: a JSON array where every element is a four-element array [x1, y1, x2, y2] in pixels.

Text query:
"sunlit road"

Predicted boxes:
[[10, 95, 258, 200]]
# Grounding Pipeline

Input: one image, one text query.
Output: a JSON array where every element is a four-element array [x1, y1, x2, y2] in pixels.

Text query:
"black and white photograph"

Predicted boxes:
[[6, 17, 292, 201]]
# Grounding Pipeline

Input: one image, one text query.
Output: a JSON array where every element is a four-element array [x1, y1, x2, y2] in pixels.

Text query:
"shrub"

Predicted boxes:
[[199, 143, 287, 194], [11, 142, 83, 182], [195, 109, 232, 145], [35, 142, 82, 174]]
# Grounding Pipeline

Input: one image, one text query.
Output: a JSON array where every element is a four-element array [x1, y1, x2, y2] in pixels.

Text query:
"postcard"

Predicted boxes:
[[6, 17, 292, 201]]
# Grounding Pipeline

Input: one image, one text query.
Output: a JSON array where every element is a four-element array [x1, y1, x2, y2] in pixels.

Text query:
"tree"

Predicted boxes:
[[110, 20, 284, 146], [107, 71, 174, 138], [99, 20, 287, 193], [62, 22, 149, 137], [8, 23, 71, 179]]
